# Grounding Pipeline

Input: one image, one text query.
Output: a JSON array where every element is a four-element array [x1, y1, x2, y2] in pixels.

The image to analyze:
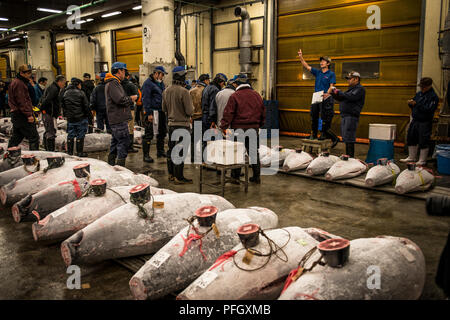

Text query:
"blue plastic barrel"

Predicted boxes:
[[365, 139, 395, 164], [436, 144, 450, 175]]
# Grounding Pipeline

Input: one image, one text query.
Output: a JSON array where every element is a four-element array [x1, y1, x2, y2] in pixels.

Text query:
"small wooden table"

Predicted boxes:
[[198, 162, 249, 197], [300, 138, 332, 155]]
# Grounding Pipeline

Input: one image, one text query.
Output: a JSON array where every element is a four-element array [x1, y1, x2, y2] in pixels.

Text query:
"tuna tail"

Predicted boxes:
[[61, 231, 84, 266], [129, 277, 148, 300], [0, 180, 16, 205], [11, 194, 35, 223]]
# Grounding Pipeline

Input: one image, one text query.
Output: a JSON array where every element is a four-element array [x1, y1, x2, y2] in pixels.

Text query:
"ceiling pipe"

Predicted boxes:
[[175, 1, 186, 66], [50, 31, 62, 76], [235, 6, 252, 77]]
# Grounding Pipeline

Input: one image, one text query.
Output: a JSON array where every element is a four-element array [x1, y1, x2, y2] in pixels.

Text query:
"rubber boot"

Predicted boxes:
[[345, 143, 355, 158], [67, 138, 74, 155], [128, 134, 138, 153], [400, 145, 418, 163], [142, 140, 154, 163], [116, 158, 126, 167], [46, 138, 55, 152], [156, 138, 166, 158], [416, 148, 429, 166], [107, 153, 116, 166], [326, 130, 340, 148], [43, 136, 48, 151], [76, 138, 88, 157], [29, 141, 40, 151]]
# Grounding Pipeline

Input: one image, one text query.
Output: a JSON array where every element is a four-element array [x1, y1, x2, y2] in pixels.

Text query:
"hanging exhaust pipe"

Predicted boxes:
[[235, 6, 252, 77], [88, 35, 102, 76], [50, 31, 62, 76], [175, 1, 186, 67]]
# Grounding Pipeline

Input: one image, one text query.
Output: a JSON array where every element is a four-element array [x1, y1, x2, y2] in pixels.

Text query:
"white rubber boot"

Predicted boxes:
[[400, 145, 418, 163], [416, 148, 429, 166]]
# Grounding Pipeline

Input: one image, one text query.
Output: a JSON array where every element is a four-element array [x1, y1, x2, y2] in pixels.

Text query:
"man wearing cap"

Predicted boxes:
[[163, 66, 194, 184], [34, 77, 47, 103], [105, 62, 138, 167], [90, 72, 110, 133], [220, 74, 265, 184], [298, 49, 338, 143], [202, 73, 227, 131], [122, 70, 139, 154], [40, 75, 66, 151], [329, 71, 366, 158], [141, 66, 169, 163], [7, 64, 40, 150], [82, 73, 95, 100], [400, 77, 439, 166], [189, 73, 210, 162], [215, 75, 237, 126], [61, 78, 92, 157]]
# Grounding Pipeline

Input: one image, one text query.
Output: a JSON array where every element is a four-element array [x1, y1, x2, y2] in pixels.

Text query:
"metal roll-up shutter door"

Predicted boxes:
[[57, 41, 66, 78], [277, 0, 423, 143], [0, 55, 7, 80], [115, 26, 143, 73]]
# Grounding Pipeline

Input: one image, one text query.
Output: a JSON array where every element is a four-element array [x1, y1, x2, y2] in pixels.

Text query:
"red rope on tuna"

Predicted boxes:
[[209, 250, 238, 271], [179, 233, 207, 261], [58, 179, 82, 198]]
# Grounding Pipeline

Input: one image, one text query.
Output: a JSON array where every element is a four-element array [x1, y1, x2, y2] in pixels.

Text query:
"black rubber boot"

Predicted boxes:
[[107, 153, 116, 166], [76, 138, 88, 157], [326, 130, 340, 148], [345, 143, 355, 158], [128, 134, 138, 153], [43, 136, 48, 151], [29, 141, 40, 151], [67, 138, 75, 155], [116, 158, 126, 167], [156, 138, 166, 158], [47, 138, 56, 152], [142, 140, 154, 163]]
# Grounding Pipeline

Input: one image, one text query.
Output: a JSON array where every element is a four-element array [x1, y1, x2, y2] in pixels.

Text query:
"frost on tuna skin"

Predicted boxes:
[[278, 237, 426, 300], [129, 207, 279, 300]]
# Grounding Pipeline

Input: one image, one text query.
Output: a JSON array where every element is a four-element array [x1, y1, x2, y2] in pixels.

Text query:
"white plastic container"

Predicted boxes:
[[206, 140, 246, 165], [369, 124, 397, 141]]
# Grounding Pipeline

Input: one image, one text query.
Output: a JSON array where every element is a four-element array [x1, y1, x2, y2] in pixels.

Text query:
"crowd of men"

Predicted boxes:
[[1, 47, 439, 183]]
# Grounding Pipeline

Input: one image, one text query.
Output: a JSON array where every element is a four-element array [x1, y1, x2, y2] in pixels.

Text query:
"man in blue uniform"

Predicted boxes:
[[400, 77, 439, 166], [298, 49, 338, 144]]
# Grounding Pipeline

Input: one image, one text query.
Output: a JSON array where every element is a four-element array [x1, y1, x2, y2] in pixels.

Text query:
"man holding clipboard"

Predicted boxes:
[[298, 49, 338, 145]]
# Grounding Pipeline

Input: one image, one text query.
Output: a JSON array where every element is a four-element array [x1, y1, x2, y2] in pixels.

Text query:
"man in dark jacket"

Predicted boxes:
[[220, 74, 265, 184], [189, 73, 209, 163], [0, 81, 6, 117], [62, 78, 92, 157], [7, 64, 40, 150], [90, 72, 111, 133], [202, 73, 227, 131], [40, 75, 66, 151], [82, 73, 95, 100], [400, 77, 439, 166], [34, 77, 47, 103], [329, 71, 366, 158], [163, 66, 194, 184], [141, 66, 168, 163], [105, 62, 137, 167], [122, 70, 139, 153]]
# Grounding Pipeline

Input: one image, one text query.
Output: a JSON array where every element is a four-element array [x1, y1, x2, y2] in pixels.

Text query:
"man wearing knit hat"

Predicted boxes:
[[90, 72, 110, 133], [162, 66, 194, 184], [7, 64, 40, 150]]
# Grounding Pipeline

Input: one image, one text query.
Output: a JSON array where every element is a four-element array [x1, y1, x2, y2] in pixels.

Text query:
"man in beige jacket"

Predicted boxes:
[[163, 66, 194, 184], [189, 74, 209, 163]]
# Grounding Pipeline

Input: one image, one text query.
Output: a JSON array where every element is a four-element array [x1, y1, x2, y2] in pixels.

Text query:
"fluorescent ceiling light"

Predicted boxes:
[[23, 35, 28, 38], [133, 5, 142, 10], [0, 18, 8, 21], [101, 11, 121, 18], [12, 29, 16, 31], [10, 38, 20, 42], [37, 8, 63, 14], [86, 18, 93, 22], [0, 28, 7, 31], [76, 20, 87, 24]]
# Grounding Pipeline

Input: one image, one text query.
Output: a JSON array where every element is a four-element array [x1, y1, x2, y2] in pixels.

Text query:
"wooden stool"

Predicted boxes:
[[198, 162, 249, 197], [300, 138, 333, 155]]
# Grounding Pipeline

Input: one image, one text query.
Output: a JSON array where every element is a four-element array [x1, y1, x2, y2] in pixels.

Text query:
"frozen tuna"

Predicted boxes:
[[325, 156, 368, 180], [306, 153, 340, 176], [54, 132, 112, 152], [61, 193, 235, 266], [260, 147, 295, 167], [33, 186, 176, 242], [0, 149, 75, 173], [394, 164, 435, 194], [282, 151, 313, 172], [365, 159, 401, 187], [279, 236, 426, 300], [177, 227, 318, 300], [0, 160, 158, 206], [129, 207, 278, 300]]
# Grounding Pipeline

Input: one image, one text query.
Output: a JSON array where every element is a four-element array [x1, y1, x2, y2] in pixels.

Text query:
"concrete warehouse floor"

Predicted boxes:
[[0, 136, 449, 300]]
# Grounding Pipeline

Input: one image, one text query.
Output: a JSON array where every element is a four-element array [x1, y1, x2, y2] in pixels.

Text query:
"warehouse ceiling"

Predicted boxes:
[[0, 0, 222, 49]]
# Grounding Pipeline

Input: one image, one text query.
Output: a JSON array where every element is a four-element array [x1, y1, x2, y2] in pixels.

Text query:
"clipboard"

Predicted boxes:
[[312, 91, 324, 104]]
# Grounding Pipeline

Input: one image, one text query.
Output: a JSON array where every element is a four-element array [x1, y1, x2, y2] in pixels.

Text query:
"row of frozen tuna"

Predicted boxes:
[[0, 146, 427, 300], [259, 146, 435, 194]]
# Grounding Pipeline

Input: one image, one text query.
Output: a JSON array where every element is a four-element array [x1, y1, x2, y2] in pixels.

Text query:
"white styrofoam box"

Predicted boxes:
[[369, 124, 397, 141], [206, 140, 246, 165]]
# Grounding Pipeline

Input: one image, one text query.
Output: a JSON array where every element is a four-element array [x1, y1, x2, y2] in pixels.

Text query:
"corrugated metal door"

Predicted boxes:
[[277, 0, 423, 143], [54, 41, 65, 77], [115, 26, 143, 73], [0, 55, 7, 80]]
